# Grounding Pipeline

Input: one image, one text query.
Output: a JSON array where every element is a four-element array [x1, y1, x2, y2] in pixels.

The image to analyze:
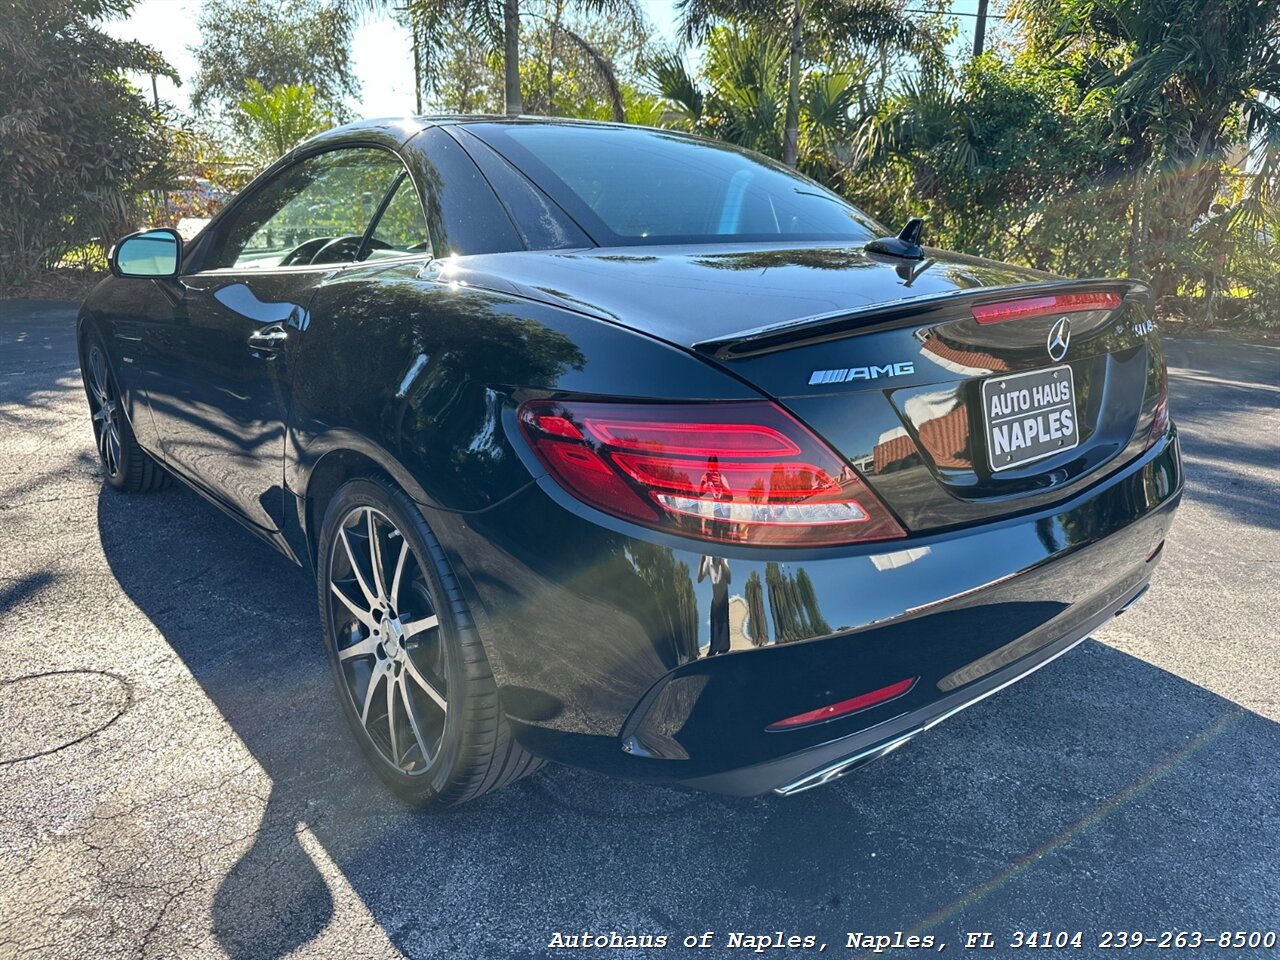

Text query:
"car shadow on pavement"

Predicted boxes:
[[95, 483, 1280, 960]]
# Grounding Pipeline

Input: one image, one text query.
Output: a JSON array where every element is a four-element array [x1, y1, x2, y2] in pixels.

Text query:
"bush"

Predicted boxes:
[[0, 0, 175, 286]]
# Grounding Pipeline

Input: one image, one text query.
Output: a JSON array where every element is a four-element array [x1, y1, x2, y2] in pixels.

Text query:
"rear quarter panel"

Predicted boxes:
[[286, 260, 760, 514]]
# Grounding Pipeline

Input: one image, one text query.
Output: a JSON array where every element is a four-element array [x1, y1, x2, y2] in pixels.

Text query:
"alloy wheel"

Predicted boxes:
[[87, 346, 123, 479], [327, 505, 448, 775]]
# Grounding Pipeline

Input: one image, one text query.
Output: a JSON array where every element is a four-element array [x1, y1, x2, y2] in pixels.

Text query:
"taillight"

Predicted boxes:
[[1145, 362, 1169, 449], [971, 291, 1122, 324], [518, 400, 906, 546]]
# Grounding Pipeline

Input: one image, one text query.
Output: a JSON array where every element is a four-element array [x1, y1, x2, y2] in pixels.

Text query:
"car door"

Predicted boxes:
[[142, 146, 410, 537]]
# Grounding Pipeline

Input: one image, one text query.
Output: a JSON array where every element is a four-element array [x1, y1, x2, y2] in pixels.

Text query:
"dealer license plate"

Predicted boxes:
[[981, 365, 1079, 472]]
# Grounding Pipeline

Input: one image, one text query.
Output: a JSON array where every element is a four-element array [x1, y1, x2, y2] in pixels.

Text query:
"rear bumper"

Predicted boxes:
[[427, 428, 1182, 795], [716, 576, 1144, 797]]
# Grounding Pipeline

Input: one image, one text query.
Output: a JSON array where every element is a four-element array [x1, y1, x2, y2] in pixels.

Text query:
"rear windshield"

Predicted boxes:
[[470, 123, 883, 248]]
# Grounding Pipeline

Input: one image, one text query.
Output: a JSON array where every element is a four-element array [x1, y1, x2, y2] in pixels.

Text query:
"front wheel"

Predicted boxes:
[[81, 332, 169, 493], [317, 477, 542, 808]]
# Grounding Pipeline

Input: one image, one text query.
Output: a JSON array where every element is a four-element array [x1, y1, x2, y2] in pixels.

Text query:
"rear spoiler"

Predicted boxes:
[[692, 278, 1151, 361]]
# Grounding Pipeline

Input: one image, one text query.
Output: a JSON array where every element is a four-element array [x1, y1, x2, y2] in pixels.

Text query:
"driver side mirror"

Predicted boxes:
[[110, 228, 182, 279]]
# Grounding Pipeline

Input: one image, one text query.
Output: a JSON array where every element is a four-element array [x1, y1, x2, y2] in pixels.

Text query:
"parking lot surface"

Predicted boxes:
[[1, 300, 1277, 959]]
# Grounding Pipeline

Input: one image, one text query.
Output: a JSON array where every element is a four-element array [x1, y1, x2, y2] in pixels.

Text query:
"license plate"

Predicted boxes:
[[981, 365, 1079, 472]]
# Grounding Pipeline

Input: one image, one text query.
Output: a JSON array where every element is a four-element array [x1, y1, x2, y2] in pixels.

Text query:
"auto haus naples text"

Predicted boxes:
[[988, 376, 1075, 458], [545, 931, 940, 951]]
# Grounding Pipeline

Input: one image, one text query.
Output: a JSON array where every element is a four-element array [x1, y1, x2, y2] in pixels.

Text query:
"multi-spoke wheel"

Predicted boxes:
[[329, 505, 448, 775], [318, 478, 543, 807], [86, 346, 123, 480], [79, 332, 170, 493]]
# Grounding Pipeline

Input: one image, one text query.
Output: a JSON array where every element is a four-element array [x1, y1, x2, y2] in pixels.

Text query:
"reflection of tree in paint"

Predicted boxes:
[[690, 249, 882, 273], [1034, 516, 1063, 555], [765, 562, 832, 643], [795, 569, 830, 635], [744, 570, 769, 646], [626, 541, 700, 663]]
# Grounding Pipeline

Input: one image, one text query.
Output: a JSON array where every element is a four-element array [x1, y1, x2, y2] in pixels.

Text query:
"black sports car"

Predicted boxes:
[[79, 117, 1182, 807]]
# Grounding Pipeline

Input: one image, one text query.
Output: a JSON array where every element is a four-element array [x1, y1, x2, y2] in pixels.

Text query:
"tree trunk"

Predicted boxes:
[[1146, 155, 1221, 301], [411, 11, 423, 115], [1127, 166, 1146, 278], [503, 0, 523, 116], [782, 0, 803, 168], [546, 0, 564, 116], [973, 0, 989, 56]]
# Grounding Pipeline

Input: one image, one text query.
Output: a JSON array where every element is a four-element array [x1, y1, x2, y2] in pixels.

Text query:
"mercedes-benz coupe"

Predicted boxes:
[[78, 118, 1182, 807]]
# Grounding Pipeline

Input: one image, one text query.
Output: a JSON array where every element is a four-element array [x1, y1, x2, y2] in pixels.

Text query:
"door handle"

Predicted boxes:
[[247, 323, 288, 351]]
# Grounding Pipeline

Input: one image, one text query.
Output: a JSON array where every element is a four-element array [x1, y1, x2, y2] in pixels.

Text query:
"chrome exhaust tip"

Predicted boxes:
[[1115, 582, 1150, 616], [773, 729, 922, 796]]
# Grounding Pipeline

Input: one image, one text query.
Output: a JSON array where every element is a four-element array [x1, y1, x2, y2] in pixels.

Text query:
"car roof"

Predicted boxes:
[[290, 115, 674, 157]]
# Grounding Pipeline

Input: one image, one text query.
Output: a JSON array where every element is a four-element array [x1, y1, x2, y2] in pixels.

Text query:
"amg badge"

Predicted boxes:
[[808, 362, 915, 386]]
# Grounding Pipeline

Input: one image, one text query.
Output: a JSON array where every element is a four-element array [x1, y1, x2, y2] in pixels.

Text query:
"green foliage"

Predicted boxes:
[[237, 80, 333, 162], [677, 0, 938, 165], [192, 0, 358, 126], [392, 0, 645, 116], [655, 10, 1280, 327], [763, 562, 830, 643], [744, 570, 769, 644], [417, 11, 505, 114], [518, 0, 652, 121], [702, 27, 788, 155], [848, 53, 1130, 276], [647, 28, 871, 174], [412, 0, 659, 123], [8, 0, 1280, 329], [0, 0, 175, 285]]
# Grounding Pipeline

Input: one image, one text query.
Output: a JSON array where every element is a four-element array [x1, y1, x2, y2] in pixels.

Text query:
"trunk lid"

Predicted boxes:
[[436, 243, 1165, 533], [440, 241, 1055, 349], [700, 278, 1162, 532]]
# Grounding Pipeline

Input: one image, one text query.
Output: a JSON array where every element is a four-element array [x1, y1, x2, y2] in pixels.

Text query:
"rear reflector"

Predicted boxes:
[[767, 677, 917, 730], [972, 291, 1123, 325], [519, 399, 906, 546]]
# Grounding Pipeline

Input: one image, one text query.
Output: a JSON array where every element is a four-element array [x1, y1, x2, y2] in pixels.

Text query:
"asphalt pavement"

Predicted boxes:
[[0, 299, 1277, 960]]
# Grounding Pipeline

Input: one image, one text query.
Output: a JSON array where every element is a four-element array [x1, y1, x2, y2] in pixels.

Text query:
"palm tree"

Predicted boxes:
[[521, 2, 647, 121], [647, 26, 871, 179], [237, 80, 332, 161], [1012, 0, 1280, 297], [373, 0, 641, 117], [676, 0, 932, 166]]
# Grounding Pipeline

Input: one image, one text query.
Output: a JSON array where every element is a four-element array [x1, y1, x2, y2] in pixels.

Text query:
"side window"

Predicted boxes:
[[406, 127, 524, 256], [204, 148, 404, 270], [456, 128, 591, 250], [364, 175, 432, 259]]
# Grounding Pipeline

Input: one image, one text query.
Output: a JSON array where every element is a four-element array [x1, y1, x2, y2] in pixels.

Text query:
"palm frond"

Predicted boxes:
[[645, 49, 705, 124], [554, 25, 628, 122]]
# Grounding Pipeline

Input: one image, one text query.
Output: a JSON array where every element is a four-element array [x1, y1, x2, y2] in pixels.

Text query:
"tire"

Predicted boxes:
[[316, 477, 542, 808], [80, 331, 170, 493]]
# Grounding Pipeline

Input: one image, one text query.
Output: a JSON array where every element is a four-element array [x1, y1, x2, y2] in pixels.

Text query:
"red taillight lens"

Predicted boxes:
[[971, 291, 1122, 325], [583, 419, 800, 456], [1145, 362, 1169, 449], [767, 676, 917, 730], [519, 400, 906, 546]]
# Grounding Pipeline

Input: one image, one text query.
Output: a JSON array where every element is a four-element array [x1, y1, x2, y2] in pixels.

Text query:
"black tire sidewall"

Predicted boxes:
[[316, 477, 468, 803], [80, 330, 136, 491]]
